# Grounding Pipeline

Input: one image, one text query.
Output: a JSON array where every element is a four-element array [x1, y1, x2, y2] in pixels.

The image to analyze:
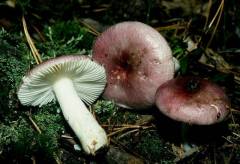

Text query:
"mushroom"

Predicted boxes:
[[17, 55, 108, 155], [93, 21, 175, 109], [155, 76, 230, 125]]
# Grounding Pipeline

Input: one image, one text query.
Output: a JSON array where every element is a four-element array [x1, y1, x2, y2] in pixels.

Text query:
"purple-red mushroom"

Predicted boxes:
[[93, 21, 175, 109], [155, 76, 230, 125]]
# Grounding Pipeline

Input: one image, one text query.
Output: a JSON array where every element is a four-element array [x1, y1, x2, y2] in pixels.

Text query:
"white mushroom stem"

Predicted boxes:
[[53, 77, 108, 155]]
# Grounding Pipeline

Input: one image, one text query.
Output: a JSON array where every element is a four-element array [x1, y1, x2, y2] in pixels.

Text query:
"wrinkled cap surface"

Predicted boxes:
[[155, 76, 230, 125], [18, 55, 106, 107], [93, 21, 175, 109]]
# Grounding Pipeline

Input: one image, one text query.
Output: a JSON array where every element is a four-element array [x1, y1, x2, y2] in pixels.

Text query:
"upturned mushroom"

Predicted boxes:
[[93, 21, 175, 109], [155, 76, 230, 125], [18, 55, 108, 155]]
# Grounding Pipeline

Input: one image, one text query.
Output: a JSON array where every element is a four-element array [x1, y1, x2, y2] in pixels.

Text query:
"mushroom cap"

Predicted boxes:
[[18, 55, 106, 107], [155, 76, 230, 125], [93, 21, 175, 109]]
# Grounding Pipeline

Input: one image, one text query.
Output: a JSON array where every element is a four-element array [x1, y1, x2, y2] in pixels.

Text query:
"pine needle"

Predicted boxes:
[[206, 0, 224, 48], [79, 19, 100, 36], [22, 16, 42, 64]]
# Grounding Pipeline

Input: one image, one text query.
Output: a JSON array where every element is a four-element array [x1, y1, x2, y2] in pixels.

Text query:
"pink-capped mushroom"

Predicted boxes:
[[155, 76, 230, 125], [93, 21, 175, 109]]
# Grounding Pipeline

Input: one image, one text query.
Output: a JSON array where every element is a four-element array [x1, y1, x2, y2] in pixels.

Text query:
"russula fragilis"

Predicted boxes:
[[93, 21, 175, 109], [18, 55, 108, 155], [155, 76, 230, 125]]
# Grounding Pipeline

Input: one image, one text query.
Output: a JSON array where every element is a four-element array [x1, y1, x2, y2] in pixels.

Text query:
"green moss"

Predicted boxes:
[[170, 38, 187, 59], [135, 131, 175, 163], [0, 28, 31, 119], [34, 104, 64, 133], [0, 28, 30, 86], [169, 37, 188, 74], [37, 20, 95, 59], [0, 108, 65, 163], [93, 100, 139, 124], [93, 100, 118, 123], [21, 104, 64, 159], [0, 117, 35, 160]]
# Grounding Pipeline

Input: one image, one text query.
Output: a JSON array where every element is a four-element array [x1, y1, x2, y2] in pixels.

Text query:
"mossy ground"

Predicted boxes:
[[0, 0, 240, 163]]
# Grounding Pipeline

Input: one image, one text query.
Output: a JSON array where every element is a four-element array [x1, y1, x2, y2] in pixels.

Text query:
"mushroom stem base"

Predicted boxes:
[[53, 78, 108, 155]]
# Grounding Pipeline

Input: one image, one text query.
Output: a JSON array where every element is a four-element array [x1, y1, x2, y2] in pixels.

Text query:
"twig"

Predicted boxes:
[[107, 126, 130, 137], [198, 0, 212, 44], [106, 122, 154, 137], [204, 0, 213, 31], [22, 16, 42, 64], [155, 22, 187, 31], [26, 112, 42, 134], [93, 8, 108, 12], [61, 134, 74, 139], [118, 129, 140, 139], [79, 19, 100, 36], [32, 25, 46, 42], [222, 136, 234, 144], [31, 156, 36, 164], [207, 0, 224, 30], [231, 108, 240, 114], [53, 153, 62, 164], [102, 123, 150, 128], [206, 0, 224, 48], [232, 132, 240, 138]]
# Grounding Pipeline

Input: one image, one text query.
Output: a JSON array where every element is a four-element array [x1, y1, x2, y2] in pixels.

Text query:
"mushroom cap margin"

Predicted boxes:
[[18, 55, 106, 107], [155, 76, 230, 125], [93, 21, 175, 109]]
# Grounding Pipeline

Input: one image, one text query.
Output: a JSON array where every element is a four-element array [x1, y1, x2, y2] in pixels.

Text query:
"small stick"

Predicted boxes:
[[232, 132, 240, 138], [26, 112, 42, 134], [206, 0, 224, 48], [22, 16, 42, 64], [79, 19, 100, 36], [222, 136, 234, 144], [107, 124, 153, 137], [31, 156, 36, 164]]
